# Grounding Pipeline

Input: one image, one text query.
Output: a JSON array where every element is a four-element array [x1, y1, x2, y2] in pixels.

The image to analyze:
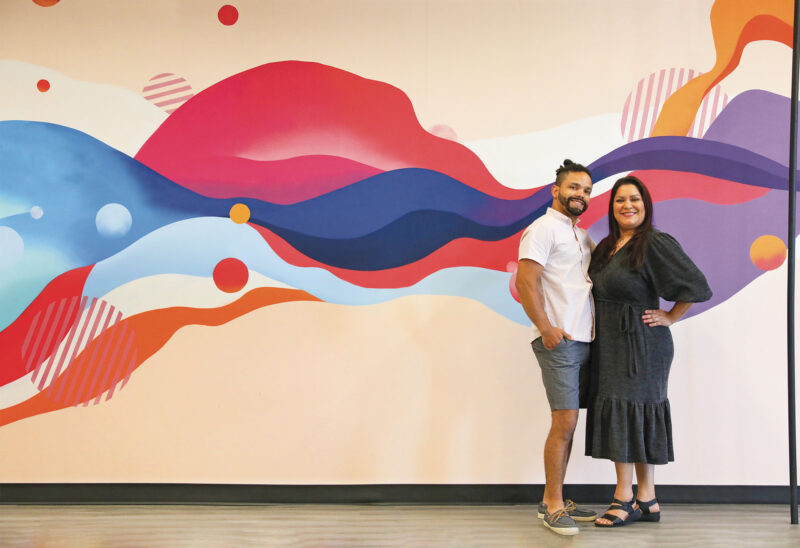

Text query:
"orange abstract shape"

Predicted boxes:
[[652, 0, 792, 137], [750, 234, 787, 270], [229, 203, 251, 224], [622, 69, 728, 142], [0, 287, 320, 428], [213, 258, 249, 293]]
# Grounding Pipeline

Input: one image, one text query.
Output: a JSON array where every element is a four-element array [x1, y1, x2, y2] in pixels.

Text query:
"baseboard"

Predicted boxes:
[[0, 484, 794, 505]]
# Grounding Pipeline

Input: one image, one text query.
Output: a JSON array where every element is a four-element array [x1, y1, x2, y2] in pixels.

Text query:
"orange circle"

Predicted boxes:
[[37, 79, 50, 92], [749, 234, 787, 271], [33, 0, 60, 6], [229, 203, 250, 224]]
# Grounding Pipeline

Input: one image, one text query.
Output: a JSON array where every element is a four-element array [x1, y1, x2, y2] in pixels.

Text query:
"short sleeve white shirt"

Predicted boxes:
[[518, 207, 594, 342]]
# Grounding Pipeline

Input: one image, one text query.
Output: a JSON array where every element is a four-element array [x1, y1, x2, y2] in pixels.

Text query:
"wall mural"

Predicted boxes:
[[0, 0, 796, 484]]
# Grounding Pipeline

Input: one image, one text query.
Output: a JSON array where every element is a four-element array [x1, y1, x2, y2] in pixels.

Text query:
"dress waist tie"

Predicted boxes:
[[596, 298, 653, 377]]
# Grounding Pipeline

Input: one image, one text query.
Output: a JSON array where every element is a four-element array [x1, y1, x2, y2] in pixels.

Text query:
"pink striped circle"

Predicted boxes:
[[142, 73, 194, 114]]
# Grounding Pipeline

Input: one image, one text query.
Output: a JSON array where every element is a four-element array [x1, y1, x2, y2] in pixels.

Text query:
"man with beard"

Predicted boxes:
[[515, 159, 596, 536]]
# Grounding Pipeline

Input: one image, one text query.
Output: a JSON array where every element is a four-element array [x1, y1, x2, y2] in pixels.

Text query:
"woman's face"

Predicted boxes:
[[613, 184, 645, 232]]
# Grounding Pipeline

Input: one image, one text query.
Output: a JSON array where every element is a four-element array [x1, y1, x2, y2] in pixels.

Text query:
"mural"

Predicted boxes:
[[0, 0, 796, 484]]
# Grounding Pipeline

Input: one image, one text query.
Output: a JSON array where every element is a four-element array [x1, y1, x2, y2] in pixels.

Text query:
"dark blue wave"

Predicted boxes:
[[261, 206, 547, 270], [240, 167, 548, 237]]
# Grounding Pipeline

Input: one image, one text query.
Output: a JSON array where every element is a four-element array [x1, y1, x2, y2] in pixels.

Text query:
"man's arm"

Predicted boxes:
[[515, 259, 572, 350]]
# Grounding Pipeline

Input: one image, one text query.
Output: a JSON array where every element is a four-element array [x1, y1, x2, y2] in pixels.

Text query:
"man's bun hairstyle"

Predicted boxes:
[[555, 159, 592, 184]]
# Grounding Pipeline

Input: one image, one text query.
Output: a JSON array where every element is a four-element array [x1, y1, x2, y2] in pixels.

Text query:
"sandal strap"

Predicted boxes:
[[610, 498, 636, 512], [600, 512, 623, 524], [636, 497, 658, 509]]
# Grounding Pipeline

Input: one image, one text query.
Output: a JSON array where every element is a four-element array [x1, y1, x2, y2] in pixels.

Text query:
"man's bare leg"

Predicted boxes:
[[542, 409, 578, 511]]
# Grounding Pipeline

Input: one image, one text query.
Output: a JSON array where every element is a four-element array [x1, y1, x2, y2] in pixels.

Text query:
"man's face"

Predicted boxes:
[[552, 171, 592, 217]]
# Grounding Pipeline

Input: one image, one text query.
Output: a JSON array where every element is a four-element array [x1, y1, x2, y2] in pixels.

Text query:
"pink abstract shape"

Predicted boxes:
[[135, 61, 531, 201], [507, 261, 520, 303], [168, 154, 383, 204]]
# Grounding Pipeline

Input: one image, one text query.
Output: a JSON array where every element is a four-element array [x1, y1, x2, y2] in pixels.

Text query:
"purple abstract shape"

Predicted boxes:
[[588, 136, 794, 191], [588, 190, 792, 318], [703, 90, 795, 167]]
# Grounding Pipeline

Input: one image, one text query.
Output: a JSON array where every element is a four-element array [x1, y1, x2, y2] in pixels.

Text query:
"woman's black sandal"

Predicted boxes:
[[636, 497, 661, 522], [594, 497, 642, 527]]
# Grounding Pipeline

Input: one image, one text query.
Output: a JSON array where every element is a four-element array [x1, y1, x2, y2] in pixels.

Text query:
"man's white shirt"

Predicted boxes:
[[518, 207, 595, 343]]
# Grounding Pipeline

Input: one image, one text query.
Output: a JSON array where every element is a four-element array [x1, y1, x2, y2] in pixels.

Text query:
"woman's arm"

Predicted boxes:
[[642, 302, 693, 327]]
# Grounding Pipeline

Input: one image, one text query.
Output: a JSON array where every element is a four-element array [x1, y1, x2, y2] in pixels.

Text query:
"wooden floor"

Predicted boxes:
[[0, 503, 799, 547]]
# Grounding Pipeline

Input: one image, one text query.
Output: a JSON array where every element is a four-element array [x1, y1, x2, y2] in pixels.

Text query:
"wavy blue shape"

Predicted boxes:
[[0, 121, 548, 273], [245, 167, 546, 236], [83, 217, 528, 324], [261, 207, 546, 270]]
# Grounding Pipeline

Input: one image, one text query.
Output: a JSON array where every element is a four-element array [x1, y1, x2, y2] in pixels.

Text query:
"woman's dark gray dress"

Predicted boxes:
[[585, 230, 711, 465]]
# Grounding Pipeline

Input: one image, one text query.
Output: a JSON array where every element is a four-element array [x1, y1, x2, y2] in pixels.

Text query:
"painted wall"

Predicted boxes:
[[0, 0, 797, 486]]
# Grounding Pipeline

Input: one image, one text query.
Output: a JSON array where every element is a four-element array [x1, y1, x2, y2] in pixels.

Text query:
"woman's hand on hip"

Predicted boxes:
[[642, 309, 676, 327]]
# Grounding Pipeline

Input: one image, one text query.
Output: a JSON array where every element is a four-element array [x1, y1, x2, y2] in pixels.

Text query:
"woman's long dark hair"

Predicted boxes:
[[591, 176, 654, 271]]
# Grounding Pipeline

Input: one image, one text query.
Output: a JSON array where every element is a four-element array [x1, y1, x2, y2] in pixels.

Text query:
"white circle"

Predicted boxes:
[[30, 206, 43, 219], [96, 203, 132, 238], [0, 226, 24, 268]]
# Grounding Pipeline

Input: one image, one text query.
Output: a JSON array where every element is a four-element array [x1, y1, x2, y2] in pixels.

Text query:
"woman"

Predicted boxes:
[[586, 176, 711, 527]]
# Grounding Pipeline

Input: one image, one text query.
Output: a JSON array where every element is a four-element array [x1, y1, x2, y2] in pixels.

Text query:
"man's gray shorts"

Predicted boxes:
[[531, 337, 590, 410]]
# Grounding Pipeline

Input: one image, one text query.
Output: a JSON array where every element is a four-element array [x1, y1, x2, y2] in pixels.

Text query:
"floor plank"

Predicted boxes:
[[0, 503, 798, 547]]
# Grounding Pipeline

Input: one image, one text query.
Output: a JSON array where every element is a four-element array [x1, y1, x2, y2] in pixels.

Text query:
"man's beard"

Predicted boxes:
[[559, 193, 587, 216]]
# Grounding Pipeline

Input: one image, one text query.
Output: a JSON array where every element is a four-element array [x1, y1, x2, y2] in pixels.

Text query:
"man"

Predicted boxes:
[[515, 159, 596, 536]]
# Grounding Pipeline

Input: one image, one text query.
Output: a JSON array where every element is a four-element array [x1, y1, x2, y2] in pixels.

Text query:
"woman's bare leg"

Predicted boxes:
[[634, 463, 660, 512], [595, 462, 638, 525]]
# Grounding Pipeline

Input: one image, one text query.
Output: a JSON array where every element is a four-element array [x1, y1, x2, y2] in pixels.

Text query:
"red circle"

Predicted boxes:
[[37, 79, 50, 92], [213, 258, 248, 293], [218, 5, 239, 25]]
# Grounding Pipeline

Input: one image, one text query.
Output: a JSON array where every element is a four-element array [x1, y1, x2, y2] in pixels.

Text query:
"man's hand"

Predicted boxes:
[[541, 327, 573, 350]]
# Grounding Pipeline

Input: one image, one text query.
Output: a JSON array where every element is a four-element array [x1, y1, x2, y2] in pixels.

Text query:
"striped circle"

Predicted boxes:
[[142, 73, 194, 114], [22, 296, 138, 406], [621, 68, 728, 142]]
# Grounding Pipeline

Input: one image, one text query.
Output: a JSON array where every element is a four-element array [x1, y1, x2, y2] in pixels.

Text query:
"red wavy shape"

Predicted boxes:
[[0, 265, 93, 387], [0, 286, 320, 428], [581, 169, 770, 229], [135, 61, 532, 201]]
